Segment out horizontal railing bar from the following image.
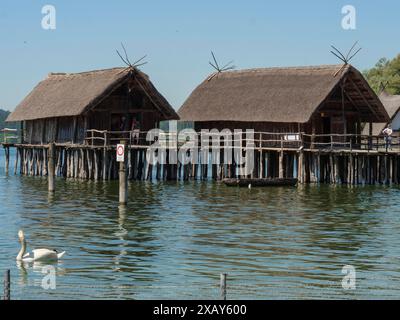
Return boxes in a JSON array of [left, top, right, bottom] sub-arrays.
[[84, 137, 105, 141], [0, 128, 18, 132], [82, 130, 400, 152], [85, 129, 396, 137]]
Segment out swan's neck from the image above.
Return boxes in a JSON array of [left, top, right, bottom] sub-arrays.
[[16, 239, 26, 261]]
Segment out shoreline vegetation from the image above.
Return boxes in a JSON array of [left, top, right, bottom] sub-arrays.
[[363, 54, 400, 94], [0, 109, 11, 129], [0, 109, 17, 131], [0, 109, 18, 144]]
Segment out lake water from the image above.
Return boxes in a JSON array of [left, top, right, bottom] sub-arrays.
[[1, 148, 400, 300]]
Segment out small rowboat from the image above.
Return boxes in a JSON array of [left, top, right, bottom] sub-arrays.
[[222, 178, 298, 187]]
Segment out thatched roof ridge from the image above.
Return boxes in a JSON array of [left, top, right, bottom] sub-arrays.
[[379, 90, 400, 119], [362, 91, 400, 136], [178, 64, 388, 123], [7, 67, 178, 122]]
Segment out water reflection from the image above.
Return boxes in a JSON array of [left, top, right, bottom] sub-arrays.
[[15, 260, 66, 288], [1, 150, 400, 299]]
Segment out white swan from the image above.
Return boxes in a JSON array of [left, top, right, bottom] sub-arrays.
[[16, 230, 66, 262]]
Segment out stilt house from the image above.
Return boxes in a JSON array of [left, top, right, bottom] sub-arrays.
[[178, 65, 389, 147], [6, 67, 178, 145]]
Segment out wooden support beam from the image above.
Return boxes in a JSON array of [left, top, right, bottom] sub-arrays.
[[298, 151, 304, 183], [3, 270, 10, 300], [348, 77, 379, 119], [279, 151, 284, 179], [220, 273, 227, 300], [341, 85, 363, 115], [48, 143, 55, 192], [4, 147, 10, 175], [41, 119, 46, 145], [20, 121, 24, 144], [72, 117, 78, 144]]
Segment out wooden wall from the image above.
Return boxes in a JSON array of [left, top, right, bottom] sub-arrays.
[[194, 121, 302, 133], [22, 81, 166, 145], [193, 121, 303, 148]]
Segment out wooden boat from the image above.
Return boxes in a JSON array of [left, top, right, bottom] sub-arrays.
[[222, 178, 298, 187]]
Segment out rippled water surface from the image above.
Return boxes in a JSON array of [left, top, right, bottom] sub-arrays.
[[1, 149, 400, 299]]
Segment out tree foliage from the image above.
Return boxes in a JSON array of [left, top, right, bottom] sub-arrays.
[[0, 109, 11, 129], [363, 54, 400, 95]]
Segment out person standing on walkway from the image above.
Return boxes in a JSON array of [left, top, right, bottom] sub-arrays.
[[382, 124, 393, 152], [131, 117, 141, 145]]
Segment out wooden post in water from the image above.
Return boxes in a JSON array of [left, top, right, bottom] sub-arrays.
[[48, 143, 55, 192], [14, 148, 19, 175], [298, 151, 305, 184], [279, 151, 284, 179], [220, 273, 227, 300], [103, 149, 108, 181], [4, 147, 10, 175], [349, 154, 354, 185], [103, 132, 108, 181], [3, 269, 10, 300], [119, 140, 128, 205]]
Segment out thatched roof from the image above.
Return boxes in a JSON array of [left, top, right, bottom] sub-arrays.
[[363, 122, 386, 136], [379, 90, 400, 119], [362, 90, 400, 135], [7, 67, 178, 122], [178, 64, 388, 123]]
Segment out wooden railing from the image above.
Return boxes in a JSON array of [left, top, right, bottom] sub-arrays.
[[1, 128, 18, 144], [84, 130, 399, 152], [85, 130, 151, 147], [302, 133, 400, 152]]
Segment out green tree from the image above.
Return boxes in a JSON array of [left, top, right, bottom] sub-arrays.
[[363, 54, 400, 95], [0, 109, 11, 129]]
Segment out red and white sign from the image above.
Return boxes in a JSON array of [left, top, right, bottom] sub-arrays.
[[116, 144, 125, 162]]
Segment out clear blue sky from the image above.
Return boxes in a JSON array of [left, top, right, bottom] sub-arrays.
[[0, 0, 399, 111]]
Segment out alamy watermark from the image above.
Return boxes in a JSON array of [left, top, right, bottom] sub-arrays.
[[341, 265, 356, 290], [41, 5, 56, 30], [41, 265, 56, 290], [37, 264, 357, 292], [341, 5, 356, 30], [145, 128, 255, 176]]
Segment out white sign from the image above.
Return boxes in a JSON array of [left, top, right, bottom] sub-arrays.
[[116, 144, 125, 162]]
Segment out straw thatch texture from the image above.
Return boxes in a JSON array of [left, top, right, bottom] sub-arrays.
[[379, 91, 400, 119], [362, 91, 400, 135], [178, 64, 388, 123], [7, 67, 177, 122]]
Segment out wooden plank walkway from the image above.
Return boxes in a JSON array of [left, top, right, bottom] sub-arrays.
[[2, 130, 400, 185]]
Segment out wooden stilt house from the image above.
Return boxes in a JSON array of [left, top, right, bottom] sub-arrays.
[[178, 65, 389, 148], [6, 67, 178, 145]]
